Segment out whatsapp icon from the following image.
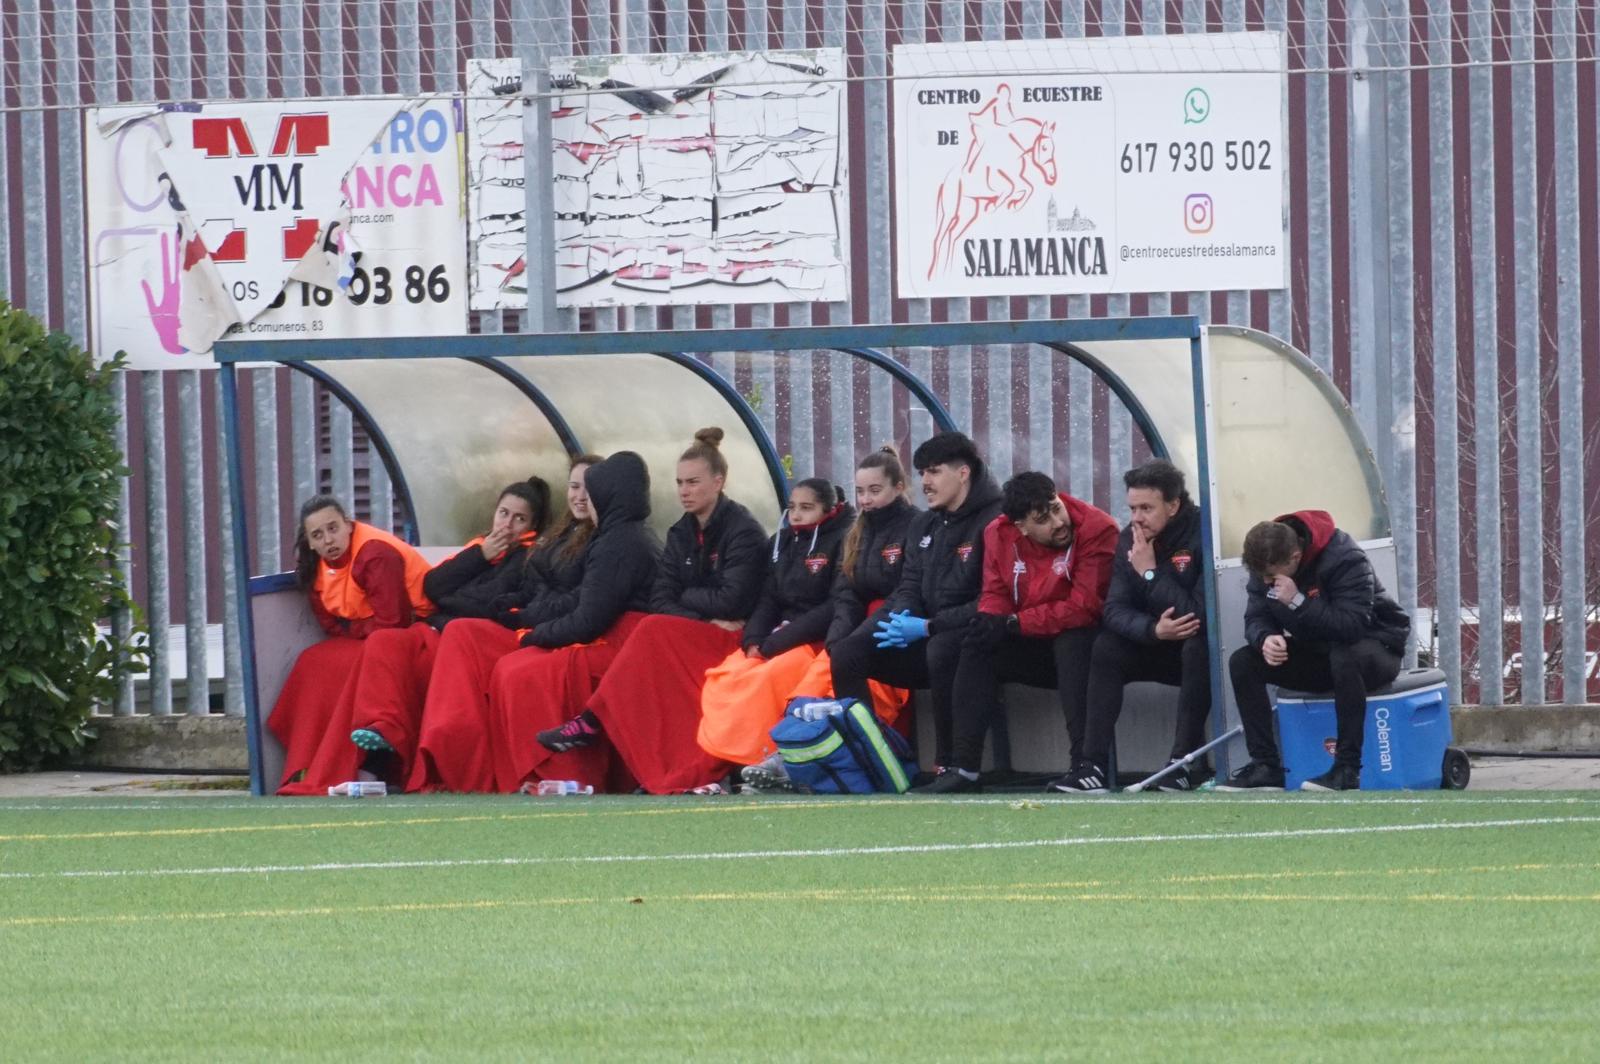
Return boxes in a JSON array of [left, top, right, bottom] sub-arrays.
[[1183, 87, 1211, 124]]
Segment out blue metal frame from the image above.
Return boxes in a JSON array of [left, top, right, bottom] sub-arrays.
[[220, 365, 268, 796], [290, 363, 422, 545], [653, 350, 792, 500], [220, 316, 1218, 796], [467, 356, 587, 458]]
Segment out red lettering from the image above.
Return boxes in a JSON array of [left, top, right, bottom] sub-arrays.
[[270, 114, 330, 157], [281, 217, 321, 261], [191, 117, 255, 158]]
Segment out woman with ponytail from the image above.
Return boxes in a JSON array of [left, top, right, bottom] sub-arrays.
[[321, 477, 554, 791], [269, 494, 434, 794], [404, 456, 600, 792], [534, 427, 768, 793], [694, 477, 854, 767]]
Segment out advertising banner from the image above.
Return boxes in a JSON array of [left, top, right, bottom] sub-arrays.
[[467, 50, 849, 310], [86, 99, 467, 369], [894, 33, 1286, 300]]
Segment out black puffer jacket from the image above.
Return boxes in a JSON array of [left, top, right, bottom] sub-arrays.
[[1244, 509, 1410, 653], [883, 476, 1003, 635], [1102, 497, 1206, 645], [827, 496, 916, 646], [743, 502, 856, 658], [650, 495, 768, 622], [421, 533, 538, 630], [496, 520, 590, 629], [522, 452, 661, 649]]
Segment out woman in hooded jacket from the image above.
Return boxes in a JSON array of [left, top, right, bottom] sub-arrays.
[[484, 450, 663, 793], [693, 478, 854, 768], [269, 494, 434, 794], [534, 427, 768, 794], [404, 456, 600, 792]]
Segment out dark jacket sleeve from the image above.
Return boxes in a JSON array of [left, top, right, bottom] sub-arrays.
[[1146, 563, 1204, 624], [345, 541, 414, 639], [649, 534, 699, 619], [884, 518, 931, 617], [1243, 578, 1279, 648], [1282, 552, 1378, 645], [928, 595, 978, 635], [525, 531, 657, 648], [742, 539, 785, 649], [760, 596, 833, 658], [678, 524, 768, 621], [826, 566, 866, 647], [1102, 544, 1158, 644], [422, 545, 490, 606]]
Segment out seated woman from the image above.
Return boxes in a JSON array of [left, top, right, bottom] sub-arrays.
[[694, 478, 853, 768], [405, 456, 599, 793], [269, 495, 433, 794], [484, 450, 663, 793], [743, 445, 918, 790], [341, 478, 552, 786], [535, 427, 767, 793]]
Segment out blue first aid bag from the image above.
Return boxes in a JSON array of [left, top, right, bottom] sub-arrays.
[[769, 698, 916, 794]]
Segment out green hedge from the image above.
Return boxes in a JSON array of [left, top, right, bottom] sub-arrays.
[[0, 301, 142, 772]]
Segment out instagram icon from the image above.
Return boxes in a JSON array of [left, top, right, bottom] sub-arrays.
[[1184, 193, 1214, 234]]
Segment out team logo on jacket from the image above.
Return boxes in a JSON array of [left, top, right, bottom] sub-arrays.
[[956, 542, 975, 562], [881, 544, 903, 565], [1307, 587, 1321, 598], [709, 551, 721, 567], [805, 553, 831, 574], [1051, 553, 1071, 576], [919, 534, 933, 549], [1170, 550, 1192, 574], [1323, 738, 1338, 756]]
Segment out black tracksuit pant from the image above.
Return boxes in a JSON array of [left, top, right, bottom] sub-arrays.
[[1228, 638, 1402, 769], [831, 627, 964, 765], [949, 626, 1097, 772], [1082, 631, 1212, 769]]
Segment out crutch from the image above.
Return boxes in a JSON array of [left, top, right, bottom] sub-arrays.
[[1123, 725, 1244, 793]]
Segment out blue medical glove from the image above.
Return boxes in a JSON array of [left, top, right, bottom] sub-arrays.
[[874, 612, 908, 648], [895, 612, 930, 644]]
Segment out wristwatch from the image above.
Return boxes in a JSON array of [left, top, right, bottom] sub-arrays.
[[1142, 568, 1156, 582]]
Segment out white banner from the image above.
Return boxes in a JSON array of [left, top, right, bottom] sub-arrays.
[[894, 33, 1286, 300], [467, 50, 850, 310], [86, 99, 467, 369]]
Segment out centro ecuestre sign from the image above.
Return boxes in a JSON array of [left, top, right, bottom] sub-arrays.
[[892, 32, 1287, 299]]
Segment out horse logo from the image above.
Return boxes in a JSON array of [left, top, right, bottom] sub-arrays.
[[928, 85, 1059, 279]]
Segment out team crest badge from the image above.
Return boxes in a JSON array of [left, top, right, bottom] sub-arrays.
[[1307, 587, 1321, 598], [1323, 739, 1338, 756], [709, 551, 720, 567], [1170, 550, 1192, 574], [956, 542, 975, 562], [881, 544, 903, 565], [1051, 553, 1071, 576], [805, 554, 830, 575]]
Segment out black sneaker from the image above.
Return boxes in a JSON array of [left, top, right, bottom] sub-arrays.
[[911, 767, 982, 794], [537, 713, 600, 752], [1214, 761, 1286, 791], [1046, 761, 1111, 795], [1301, 763, 1361, 791], [1151, 760, 1196, 792]]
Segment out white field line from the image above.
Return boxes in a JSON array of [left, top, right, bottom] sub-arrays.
[[2, 795, 1598, 814], [1, 815, 1597, 883]]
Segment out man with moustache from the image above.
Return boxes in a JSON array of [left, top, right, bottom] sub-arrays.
[[1051, 459, 1212, 794], [915, 471, 1118, 793], [829, 432, 1003, 778]]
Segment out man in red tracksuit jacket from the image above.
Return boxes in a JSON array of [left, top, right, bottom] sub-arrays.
[[914, 471, 1117, 793]]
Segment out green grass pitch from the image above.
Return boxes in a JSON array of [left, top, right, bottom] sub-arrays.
[[2, 792, 1598, 1061]]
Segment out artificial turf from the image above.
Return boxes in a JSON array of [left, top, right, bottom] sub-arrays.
[[2, 792, 1597, 1062]]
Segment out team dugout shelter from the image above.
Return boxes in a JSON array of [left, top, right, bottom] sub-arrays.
[[216, 318, 1395, 796]]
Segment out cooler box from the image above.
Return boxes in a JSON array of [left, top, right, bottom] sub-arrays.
[[1275, 668, 1452, 790]]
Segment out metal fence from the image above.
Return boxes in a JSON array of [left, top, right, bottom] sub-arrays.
[[1, 0, 1595, 713]]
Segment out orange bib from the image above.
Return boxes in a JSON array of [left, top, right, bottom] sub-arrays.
[[313, 522, 435, 621]]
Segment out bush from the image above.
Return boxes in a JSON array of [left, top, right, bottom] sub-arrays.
[[0, 301, 142, 772]]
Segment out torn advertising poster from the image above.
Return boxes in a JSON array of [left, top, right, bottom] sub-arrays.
[[85, 99, 467, 370], [466, 50, 849, 310]]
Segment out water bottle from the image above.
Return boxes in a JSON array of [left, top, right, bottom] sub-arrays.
[[534, 780, 594, 796], [327, 780, 388, 797]]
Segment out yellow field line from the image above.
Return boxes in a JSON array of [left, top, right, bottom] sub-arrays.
[[5, 883, 1599, 930], [0, 798, 900, 843]]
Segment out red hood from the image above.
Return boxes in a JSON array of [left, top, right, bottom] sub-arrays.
[[1275, 509, 1336, 567]]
